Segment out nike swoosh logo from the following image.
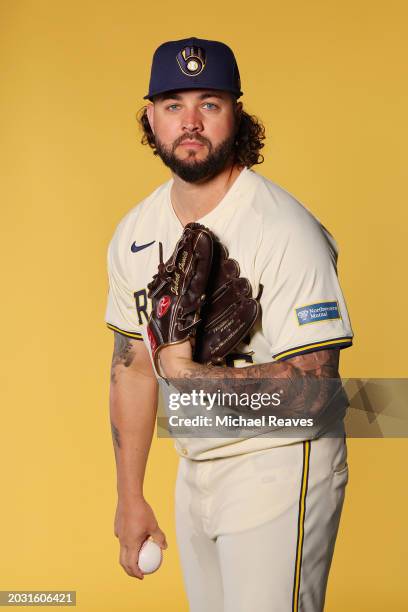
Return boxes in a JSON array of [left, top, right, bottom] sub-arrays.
[[130, 240, 155, 253]]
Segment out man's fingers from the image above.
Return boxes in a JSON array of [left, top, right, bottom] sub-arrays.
[[119, 547, 136, 578], [150, 528, 168, 550], [119, 546, 144, 580], [126, 546, 145, 579]]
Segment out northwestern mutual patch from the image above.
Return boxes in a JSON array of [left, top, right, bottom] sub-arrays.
[[295, 301, 340, 325]]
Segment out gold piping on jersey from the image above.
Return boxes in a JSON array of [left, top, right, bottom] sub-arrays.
[[292, 440, 311, 612], [274, 337, 353, 361], [106, 323, 143, 340]]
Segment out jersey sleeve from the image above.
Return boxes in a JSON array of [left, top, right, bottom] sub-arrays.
[[104, 225, 143, 341], [258, 214, 353, 361]]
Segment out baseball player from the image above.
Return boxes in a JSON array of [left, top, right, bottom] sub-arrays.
[[106, 37, 354, 611]]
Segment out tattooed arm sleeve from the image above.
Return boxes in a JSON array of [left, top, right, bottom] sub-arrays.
[[109, 332, 158, 500], [166, 348, 346, 421]]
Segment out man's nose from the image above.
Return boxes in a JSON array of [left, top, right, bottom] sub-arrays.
[[182, 108, 203, 132]]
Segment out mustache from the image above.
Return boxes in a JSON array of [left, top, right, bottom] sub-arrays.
[[172, 134, 211, 150]]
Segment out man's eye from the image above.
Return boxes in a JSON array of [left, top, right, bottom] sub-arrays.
[[166, 104, 180, 111], [203, 102, 218, 110]]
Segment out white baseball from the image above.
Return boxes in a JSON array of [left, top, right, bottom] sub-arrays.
[[138, 539, 163, 574]]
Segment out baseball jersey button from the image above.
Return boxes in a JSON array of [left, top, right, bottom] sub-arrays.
[[181, 448, 188, 456]]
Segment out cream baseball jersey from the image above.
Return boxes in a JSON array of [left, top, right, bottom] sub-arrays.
[[105, 167, 353, 459]]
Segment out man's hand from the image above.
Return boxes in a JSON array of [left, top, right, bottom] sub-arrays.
[[114, 497, 168, 580]]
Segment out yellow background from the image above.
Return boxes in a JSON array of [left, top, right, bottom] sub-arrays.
[[1, 0, 407, 609]]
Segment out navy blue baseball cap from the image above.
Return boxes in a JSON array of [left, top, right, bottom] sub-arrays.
[[144, 37, 243, 100]]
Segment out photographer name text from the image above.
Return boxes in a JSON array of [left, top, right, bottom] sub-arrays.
[[168, 415, 314, 428]]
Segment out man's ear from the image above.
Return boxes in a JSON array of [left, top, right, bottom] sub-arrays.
[[234, 100, 243, 137], [235, 100, 243, 121], [146, 103, 155, 133]]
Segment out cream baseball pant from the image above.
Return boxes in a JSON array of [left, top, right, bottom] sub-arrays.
[[175, 434, 349, 612]]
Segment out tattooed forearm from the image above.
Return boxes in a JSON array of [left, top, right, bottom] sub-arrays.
[[178, 350, 339, 381], [110, 332, 136, 383], [111, 421, 121, 449], [168, 349, 343, 419]]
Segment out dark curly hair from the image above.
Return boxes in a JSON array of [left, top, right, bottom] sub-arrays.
[[136, 100, 266, 168]]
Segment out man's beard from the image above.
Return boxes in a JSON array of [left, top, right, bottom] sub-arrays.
[[154, 133, 236, 183]]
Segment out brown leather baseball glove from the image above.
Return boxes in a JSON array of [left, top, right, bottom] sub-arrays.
[[147, 222, 214, 377], [193, 234, 262, 365], [147, 222, 261, 377]]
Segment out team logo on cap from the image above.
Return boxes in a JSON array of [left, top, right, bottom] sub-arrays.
[[176, 46, 206, 76]]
